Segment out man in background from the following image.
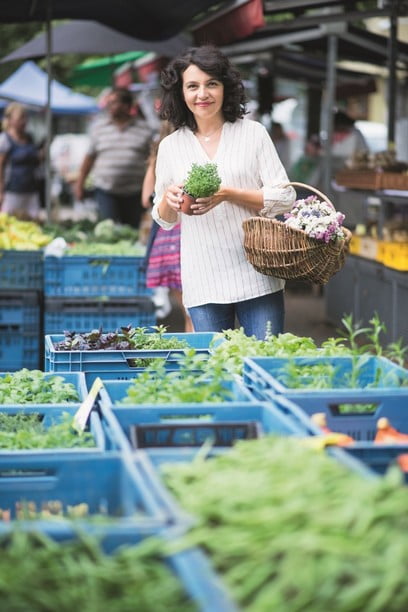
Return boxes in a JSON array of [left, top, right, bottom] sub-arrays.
[[75, 87, 154, 227]]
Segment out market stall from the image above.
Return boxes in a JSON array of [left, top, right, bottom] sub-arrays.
[[326, 162, 408, 343]]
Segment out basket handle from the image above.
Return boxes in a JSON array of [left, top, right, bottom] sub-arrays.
[[284, 181, 335, 209]]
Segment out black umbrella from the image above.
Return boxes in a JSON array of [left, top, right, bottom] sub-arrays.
[[0, 0, 228, 40], [0, 20, 191, 63]]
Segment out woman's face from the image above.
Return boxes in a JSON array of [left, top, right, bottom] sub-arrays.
[[9, 109, 27, 131], [182, 64, 224, 123]]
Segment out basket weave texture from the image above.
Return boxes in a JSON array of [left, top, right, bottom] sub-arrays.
[[242, 182, 352, 285]]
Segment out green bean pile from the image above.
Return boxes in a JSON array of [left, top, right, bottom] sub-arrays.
[[0, 531, 195, 611], [163, 437, 408, 611]]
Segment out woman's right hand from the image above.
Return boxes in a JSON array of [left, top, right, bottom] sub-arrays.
[[164, 184, 184, 212]]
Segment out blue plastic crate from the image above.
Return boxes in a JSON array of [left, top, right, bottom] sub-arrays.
[[0, 523, 236, 611], [98, 394, 318, 455], [97, 377, 258, 451], [98, 376, 255, 409], [0, 453, 170, 523], [0, 371, 88, 408], [0, 329, 40, 370], [274, 391, 408, 442], [44, 255, 152, 297], [0, 291, 41, 332], [243, 355, 408, 399], [118, 398, 319, 530], [269, 391, 408, 482], [44, 297, 156, 334], [44, 332, 215, 382], [0, 250, 43, 291], [343, 444, 408, 481], [0, 406, 106, 454], [120, 401, 316, 450]]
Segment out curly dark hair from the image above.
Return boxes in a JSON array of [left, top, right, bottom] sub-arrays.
[[159, 45, 247, 131]]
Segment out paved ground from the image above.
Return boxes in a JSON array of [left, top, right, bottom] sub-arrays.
[[158, 280, 338, 345], [284, 281, 339, 345]]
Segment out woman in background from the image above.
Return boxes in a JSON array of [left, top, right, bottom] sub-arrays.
[[142, 120, 193, 332], [0, 103, 43, 219]]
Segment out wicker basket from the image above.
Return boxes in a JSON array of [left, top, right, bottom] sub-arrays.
[[243, 182, 352, 285]]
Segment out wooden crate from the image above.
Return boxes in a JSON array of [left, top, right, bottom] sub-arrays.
[[335, 169, 382, 191], [380, 172, 408, 191]]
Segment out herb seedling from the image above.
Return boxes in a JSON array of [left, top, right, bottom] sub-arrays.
[[183, 163, 221, 198], [0, 413, 94, 450], [120, 350, 234, 405], [0, 370, 79, 405]]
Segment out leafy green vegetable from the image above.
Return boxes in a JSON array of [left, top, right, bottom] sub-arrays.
[[208, 314, 408, 377], [208, 329, 344, 376], [121, 351, 233, 405], [54, 325, 189, 355], [0, 370, 80, 404], [0, 412, 95, 450], [92, 219, 139, 243], [163, 436, 408, 610], [276, 353, 405, 391], [67, 239, 145, 256], [43, 218, 140, 245]]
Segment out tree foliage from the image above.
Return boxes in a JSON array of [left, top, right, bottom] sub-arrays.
[[0, 22, 86, 88]]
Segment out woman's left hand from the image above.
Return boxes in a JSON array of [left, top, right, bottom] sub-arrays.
[[191, 189, 224, 215]]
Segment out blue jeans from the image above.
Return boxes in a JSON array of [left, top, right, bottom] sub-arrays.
[[188, 291, 284, 340]]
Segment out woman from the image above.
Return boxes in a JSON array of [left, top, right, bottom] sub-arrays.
[[142, 120, 193, 332], [0, 103, 43, 219], [152, 45, 296, 339]]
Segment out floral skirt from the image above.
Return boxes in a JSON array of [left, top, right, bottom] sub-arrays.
[[146, 224, 182, 290]]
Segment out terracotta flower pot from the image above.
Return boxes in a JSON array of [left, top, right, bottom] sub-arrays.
[[181, 192, 196, 215]]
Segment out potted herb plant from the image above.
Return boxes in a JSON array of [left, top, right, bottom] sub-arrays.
[[182, 162, 221, 215]]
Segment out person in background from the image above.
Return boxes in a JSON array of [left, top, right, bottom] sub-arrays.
[[142, 120, 193, 332], [331, 110, 368, 174], [271, 121, 290, 170], [0, 103, 44, 220], [152, 45, 296, 339], [75, 87, 154, 227], [289, 134, 323, 195]]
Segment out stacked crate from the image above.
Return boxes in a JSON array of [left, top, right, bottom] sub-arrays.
[[0, 364, 235, 611], [43, 254, 156, 335], [242, 354, 408, 478], [0, 250, 43, 370]]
